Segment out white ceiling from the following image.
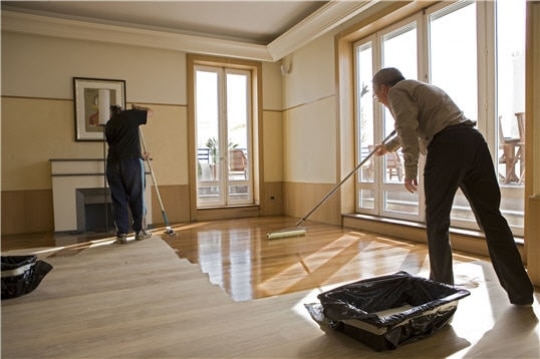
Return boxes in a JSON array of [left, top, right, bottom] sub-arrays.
[[2, 1, 328, 44], [1, 1, 380, 61]]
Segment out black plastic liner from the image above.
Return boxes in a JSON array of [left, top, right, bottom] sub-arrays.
[[1, 255, 53, 299], [305, 271, 470, 351]]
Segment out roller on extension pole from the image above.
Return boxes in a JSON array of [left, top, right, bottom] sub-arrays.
[[266, 130, 397, 240], [139, 128, 176, 237]]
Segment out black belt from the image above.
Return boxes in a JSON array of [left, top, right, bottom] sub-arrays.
[[433, 122, 475, 139]]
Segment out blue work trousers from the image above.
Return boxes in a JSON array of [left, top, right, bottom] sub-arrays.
[[106, 158, 146, 235]]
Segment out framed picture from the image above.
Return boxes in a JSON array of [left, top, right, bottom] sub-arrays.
[[73, 77, 126, 141]]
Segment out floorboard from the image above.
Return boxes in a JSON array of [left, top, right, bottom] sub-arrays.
[[1, 218, 539, 358]]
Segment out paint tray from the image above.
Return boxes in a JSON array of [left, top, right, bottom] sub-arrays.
[[1, 255, 53, 299], [305, 271, 470, 351]]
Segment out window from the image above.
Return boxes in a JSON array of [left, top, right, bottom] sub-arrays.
[[428, 2, 478, 229], [355, 40, 375, 211], [381, 21, 419, 219], [495, 0, 526, 233], [193, 63, 255, 209], [353, 0, 526, 236], [355, 17, 421, 221]]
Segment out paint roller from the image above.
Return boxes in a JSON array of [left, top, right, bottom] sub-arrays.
[[266, 130, 397, 240]]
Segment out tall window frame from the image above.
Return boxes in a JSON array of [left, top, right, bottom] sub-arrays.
[[194, 65, 254, 208], [187, 54, 262, 221], [354, 14, 424, 223], [352, 0, 526, 237]]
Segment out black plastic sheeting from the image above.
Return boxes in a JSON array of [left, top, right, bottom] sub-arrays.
[[305, 271, 470, 351], [1, 255, 53, 300]]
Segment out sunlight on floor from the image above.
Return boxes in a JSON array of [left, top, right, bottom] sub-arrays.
[[292, 260, 539, 357]]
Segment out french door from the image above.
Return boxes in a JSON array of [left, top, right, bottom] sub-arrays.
[[353, 0, 526, 236], [355, 16, 421, 222], [194, 65, 253, 208]]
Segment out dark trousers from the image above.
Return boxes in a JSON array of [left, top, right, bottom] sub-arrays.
[[106, 158, 146, 235], [424, 124, 533, 304]]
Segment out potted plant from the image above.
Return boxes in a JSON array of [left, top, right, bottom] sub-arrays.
[[205, 138, 239, 179]]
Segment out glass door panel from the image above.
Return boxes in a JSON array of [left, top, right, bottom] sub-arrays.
[[381, 21, 419, 219], [355, 40, 375, 211], [495, 0, 525, 233], [195, 68, 223, 207], [195, 67, 253, 208], [429, 2, 478, 229], [226, 71, 252, 205]]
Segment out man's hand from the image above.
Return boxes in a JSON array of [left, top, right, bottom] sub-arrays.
[[374, 144, 388, 156], [132, 104, 154, 117], [404, 177, 418, 193]]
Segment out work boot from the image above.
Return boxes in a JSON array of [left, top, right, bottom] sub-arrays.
[[135, 230, 151, 241], [116, 233, 128, 244]]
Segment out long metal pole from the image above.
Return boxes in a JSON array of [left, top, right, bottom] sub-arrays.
[[295, 130, 396, 227], [139, 128, 176, 236]]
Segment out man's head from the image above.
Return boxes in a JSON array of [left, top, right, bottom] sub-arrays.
[[110, 105, 123, 116], [372, 68, 405, 107]]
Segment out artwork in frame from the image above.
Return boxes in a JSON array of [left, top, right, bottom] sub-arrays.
[[73, 77, 126, 141]]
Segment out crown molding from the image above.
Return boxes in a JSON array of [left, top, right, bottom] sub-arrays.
[[2, 2, 380, 62], [268, 0, 379, 61], [1, 10, 272, 61]]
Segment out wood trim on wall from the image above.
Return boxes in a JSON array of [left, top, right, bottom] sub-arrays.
[[524, 1, 540, 286], [342, 214, 527, 262], [1, 189, 54, 235], [260, 181, 283, 216], [150, 184, 190, 226], [283, 182, 341, 226]]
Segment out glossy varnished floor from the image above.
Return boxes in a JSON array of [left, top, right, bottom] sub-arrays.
[[2, 217, 539, 358], [163, 217, 452, 301], [2, 217, 440, 302], [0, 216, 471, 302]]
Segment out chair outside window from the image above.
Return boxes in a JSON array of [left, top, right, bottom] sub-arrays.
[[365, 145, 404, 181], [512, 112, 525, 184], [228, 148, 248, 179], [498, 116, 521, 184], [386, 150, 404, 181]]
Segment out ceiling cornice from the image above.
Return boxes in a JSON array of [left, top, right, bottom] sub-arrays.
[[1, 9, 272, 61], [268, 0, 378, 60], [1, 1, 379, 62]]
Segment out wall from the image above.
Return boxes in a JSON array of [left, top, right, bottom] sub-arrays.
[[281, 32, 341, 225], [1, 31, 284, 234], [524, 1, 540, 285]]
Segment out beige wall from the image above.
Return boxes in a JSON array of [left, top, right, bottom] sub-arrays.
[[1, 33, 187, 104], [280, 32, 340, 224], [1, 31, 285, 233], [1, 98, 187, 190]]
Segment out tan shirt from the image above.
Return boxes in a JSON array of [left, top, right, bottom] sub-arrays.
[[384, 79, 475, 180]]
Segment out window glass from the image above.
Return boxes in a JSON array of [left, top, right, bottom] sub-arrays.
[[355, 42, 375, 210], [495, 0, 526, 232], [382, 22, 419, 217], [430, 3, 478, 121], [195, 67, 253, 207], [429, 3, 478, 226]]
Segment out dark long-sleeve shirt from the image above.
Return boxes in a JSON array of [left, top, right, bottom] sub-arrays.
[[105, 109, 148, 163]]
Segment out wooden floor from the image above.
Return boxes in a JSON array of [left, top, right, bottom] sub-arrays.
[[2, 217, 539, 358]]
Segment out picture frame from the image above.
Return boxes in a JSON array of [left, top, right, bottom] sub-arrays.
[[73, 77, 126, 141]]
